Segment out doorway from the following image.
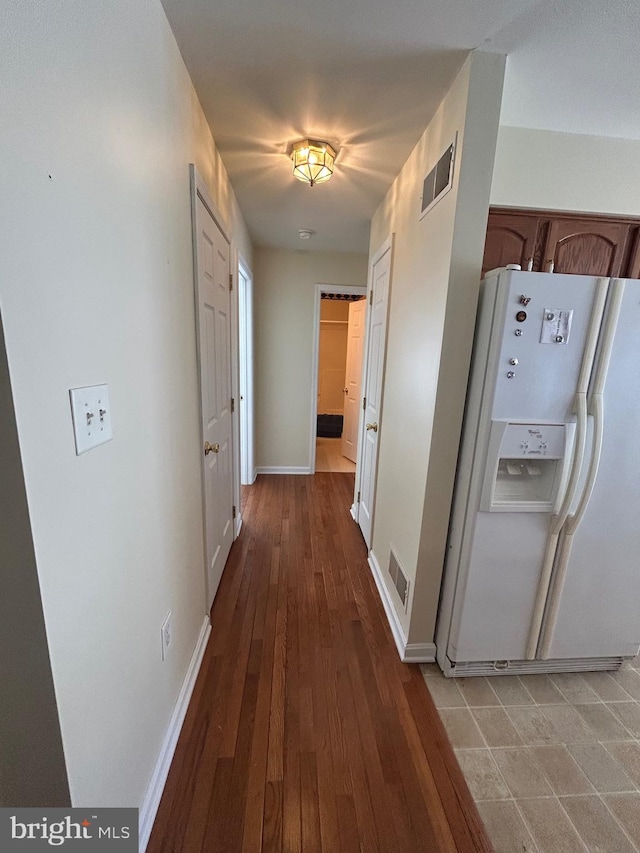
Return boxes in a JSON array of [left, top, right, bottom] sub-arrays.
[[310, 284, 366, 473], [237, 258, 255, 486]]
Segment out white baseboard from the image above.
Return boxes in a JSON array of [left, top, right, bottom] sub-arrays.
[[139, 615, 211, 851], [235, 515, 243, 538], [367, 552, 436, 664], [251, 467, 258, 484], [403, 643, 437, 663], [255, 466, 312, 475]]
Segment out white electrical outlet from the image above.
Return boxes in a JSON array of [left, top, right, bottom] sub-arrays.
[[161, 611, 172, 661], [69, 384, 113, 454]]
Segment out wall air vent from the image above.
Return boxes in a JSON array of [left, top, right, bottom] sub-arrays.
[[419, 134, 457, 220], [388, 547, 410, 611]]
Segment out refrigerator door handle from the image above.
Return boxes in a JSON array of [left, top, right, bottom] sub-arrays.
[[552, 394, 588, 535], [567, 396, 604, 536], [537, 401, 602, 658], [538, 279, 625, 660], [525, 277, 609, 661], [590, 279, 626, 398], [550, 275, 609, 533], [525, 393, 587, 659], [565, 279, 625, 538]]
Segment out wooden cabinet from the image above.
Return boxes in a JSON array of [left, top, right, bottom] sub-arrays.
[[482, 213, 539, 276], [484, 209, 640, 279], [544, 218, 630, 277], [626, 230, 640, 278]]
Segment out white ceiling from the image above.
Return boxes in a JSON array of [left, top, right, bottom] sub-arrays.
[[161, 0, 640, 254], [491, 0, 640, 140]]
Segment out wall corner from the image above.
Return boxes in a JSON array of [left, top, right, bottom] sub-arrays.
[[407, 49, 506, 648]]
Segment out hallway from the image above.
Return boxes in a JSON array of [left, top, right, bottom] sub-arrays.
[[148, 473, 490, 852]]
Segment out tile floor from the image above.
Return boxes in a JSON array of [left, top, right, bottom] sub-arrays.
[[315, 437, 356, 473], [421, 658, 640, 852]]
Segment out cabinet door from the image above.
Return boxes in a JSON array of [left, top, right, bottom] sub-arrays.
[[544, 219, 630, 276], [625, 229, 640, 278], [482, 213, 539, 276]]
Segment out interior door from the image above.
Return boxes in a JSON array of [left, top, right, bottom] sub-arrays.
[[194, 195, 234, 610], [357, 242, 392, 548], [342, 299, 366, 462], [318, 321, 349, 414]]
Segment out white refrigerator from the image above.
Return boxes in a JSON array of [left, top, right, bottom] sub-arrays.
[[436, 267, 640, 677]]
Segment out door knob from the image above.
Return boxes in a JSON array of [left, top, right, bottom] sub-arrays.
[[366, 422, 378, 432], [204, 441, 220, 455]]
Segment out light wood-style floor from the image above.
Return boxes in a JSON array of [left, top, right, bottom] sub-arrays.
[[148, 474, 491, 852], [315, 437, 356, 473]]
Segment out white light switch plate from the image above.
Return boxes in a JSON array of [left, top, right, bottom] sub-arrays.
[[69, 384, 113, 455]]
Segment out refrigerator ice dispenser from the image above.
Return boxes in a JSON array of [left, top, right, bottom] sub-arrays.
[[480, 421, 571, 512]]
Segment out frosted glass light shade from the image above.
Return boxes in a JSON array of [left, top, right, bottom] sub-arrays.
[[290, 139, 336, 186]]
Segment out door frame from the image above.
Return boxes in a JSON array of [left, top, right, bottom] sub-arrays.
[[189, 165, 240, 608], [352, 234, 394, 535], [237, 254, 255, 485], [310, 282, 367, 473]]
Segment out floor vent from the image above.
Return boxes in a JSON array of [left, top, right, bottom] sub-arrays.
[[447, 656, 624, 677], [389, 548, 409, 611]]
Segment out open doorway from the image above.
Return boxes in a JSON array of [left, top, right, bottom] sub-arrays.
[[310, 284, 367, 473], [238, 258, 255, 486]]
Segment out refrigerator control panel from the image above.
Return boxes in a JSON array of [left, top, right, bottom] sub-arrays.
[[499, 423, 566, 458]]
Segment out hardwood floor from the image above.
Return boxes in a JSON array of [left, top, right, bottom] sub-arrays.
[[315, 437, 356, 473], [148, 474, 492, 852]]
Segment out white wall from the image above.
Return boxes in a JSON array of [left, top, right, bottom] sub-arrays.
[[368, 51, 505, 649], [254, 248, 367, 470], [491, 126, 640, 214], [0, 0, 251, 810]]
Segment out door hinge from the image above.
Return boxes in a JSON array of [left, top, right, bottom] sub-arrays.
[[229, 273, 233, 291], [232, 505, 236, 519], [369, 290, 373, 305], [362, 396, 367, 410], [231, 397, 235, 413], [357, 491, 361, 503]]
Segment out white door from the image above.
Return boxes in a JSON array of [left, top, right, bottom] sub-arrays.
[[342, 299, 366, 462], [357, 240, 392, 548], [318, 322, 349, 414], [194, 195, 234, 609]]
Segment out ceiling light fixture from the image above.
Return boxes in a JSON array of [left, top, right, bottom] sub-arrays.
[[290, 139, 336, 187], [298, 229, 315, 240]]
